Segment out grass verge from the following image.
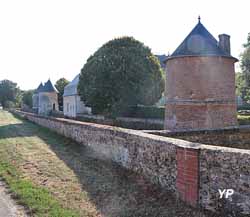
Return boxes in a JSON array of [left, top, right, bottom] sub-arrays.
[[0, 161, 79, 217]]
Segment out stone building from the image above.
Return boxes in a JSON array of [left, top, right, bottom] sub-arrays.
[[164, 18, 238, 130], [33, 79, 59, 115], [63, 74, 91, 117]]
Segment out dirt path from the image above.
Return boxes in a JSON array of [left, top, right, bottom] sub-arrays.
[[0, 180, 27, 217]]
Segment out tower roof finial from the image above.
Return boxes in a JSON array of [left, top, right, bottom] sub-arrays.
[[198, 15, 201, 23]]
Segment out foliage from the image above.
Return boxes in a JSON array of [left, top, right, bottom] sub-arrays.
[[239, 33, 250, 102], [0, 80, 21, 108], [236, 73, 244, 96], [78, 36, 165, 115], [243, 33, 250, 48], [4, 100, 16, 108], [22, 89, 34, 108], [55, 78, 69, 110], [238, 114, 250, 125], [237, 104, 250, 111], [122, 105, 165, 119]]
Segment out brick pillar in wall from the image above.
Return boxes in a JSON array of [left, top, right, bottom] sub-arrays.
[[176, 147, 199, 207]]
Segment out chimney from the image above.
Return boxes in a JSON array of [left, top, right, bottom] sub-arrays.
[[218, 34, 231, 55]]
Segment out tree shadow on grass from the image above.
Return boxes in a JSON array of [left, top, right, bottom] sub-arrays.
[[0, 123, 36, 139], [1, 115, 220, 217]]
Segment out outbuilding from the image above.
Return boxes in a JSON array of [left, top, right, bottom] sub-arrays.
[[63, 74, 91, 117]]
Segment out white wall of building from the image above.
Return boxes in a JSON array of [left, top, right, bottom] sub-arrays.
[[64, 95, 91, 117]]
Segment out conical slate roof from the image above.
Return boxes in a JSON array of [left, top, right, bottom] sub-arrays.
[[34, 82, 44, 94], [169, 19, 237, 60], [41, 79, 58, 93], [63, 74, 79, 97]]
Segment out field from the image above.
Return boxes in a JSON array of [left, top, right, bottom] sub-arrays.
[[0, 110, 215, 217]]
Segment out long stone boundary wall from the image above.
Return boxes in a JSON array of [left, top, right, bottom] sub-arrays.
[[12, 110, 250, 215]]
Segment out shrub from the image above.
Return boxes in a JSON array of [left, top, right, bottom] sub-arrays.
[[121, 105, 165, 119]]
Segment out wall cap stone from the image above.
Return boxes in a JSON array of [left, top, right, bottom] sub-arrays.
[[13, 110, 250, 155]]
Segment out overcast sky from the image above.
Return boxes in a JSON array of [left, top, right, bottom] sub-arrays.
[[0, 0, 249, 90]]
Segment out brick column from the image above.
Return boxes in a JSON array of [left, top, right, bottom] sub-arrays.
[[176, 147, 199, 207]]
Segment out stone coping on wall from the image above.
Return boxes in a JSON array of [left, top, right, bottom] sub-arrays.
[[76, 114, 164, 130], [144, 124, 250, 136], [15, 110, 250, 154], [145, 127, 250, 154], [14, 110, 197, 148]]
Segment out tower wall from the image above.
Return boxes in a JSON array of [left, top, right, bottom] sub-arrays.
[[38, 92, 58, 115], [165, 56, 237, 130]]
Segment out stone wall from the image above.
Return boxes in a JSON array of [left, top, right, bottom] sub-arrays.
[[13, 110, 250, 215], [147, 128, 250, 214], [14, 110, 177, 192], [200, 147, 250, 214]]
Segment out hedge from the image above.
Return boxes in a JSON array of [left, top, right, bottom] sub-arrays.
[[121, 105, 165, 119], [237, 104, 250, 110]]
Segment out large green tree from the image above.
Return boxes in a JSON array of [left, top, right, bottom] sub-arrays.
[[22, 89, 34, 108], [55, 78, 69, 110], [78, 36, 165, 115], [0, 80, 21, 108]]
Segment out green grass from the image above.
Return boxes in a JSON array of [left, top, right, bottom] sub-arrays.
[[238, 114, 250, 125], [0, 161, 79, 217]]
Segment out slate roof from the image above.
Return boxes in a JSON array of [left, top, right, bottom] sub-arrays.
[[63, 74, 80, 97], [34, 82, 44, 94], [41, 80, 58, 93], [169, 20, 237, 61]]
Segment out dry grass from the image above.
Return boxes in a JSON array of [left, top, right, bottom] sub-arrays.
[[0, 110, 216, 217]]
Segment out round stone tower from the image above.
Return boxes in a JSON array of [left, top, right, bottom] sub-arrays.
[[38, 79, 59, 115], [165, 18, 238, 130]]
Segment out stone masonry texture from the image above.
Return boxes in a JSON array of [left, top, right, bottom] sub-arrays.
[[200, 148, 250, 214], [13, 110, 250, 214], [14, 110, 178, 192]]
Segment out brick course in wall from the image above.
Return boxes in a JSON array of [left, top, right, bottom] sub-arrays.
[[176, 148, 199, 207]]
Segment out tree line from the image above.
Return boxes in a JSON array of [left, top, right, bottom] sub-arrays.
[[0, 78, 69, 110]]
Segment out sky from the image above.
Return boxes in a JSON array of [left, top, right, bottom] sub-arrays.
[[0, 0, 249, 90]]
